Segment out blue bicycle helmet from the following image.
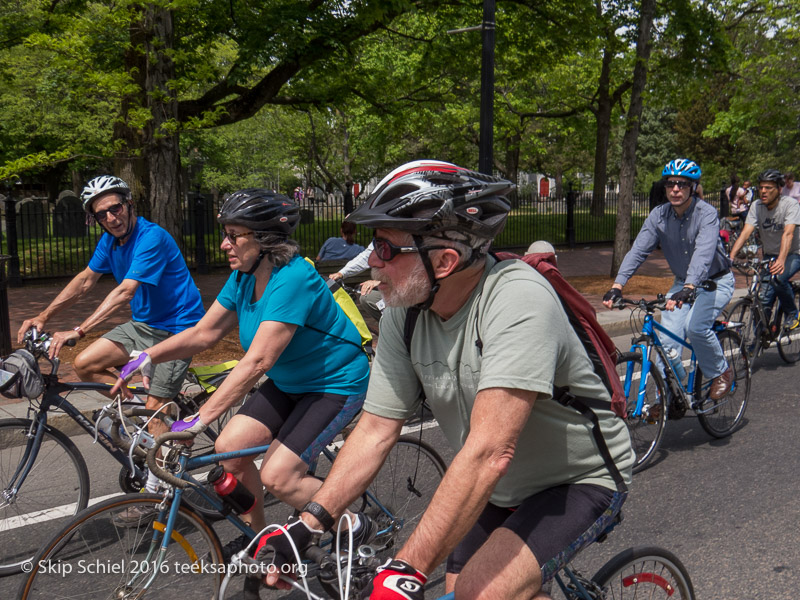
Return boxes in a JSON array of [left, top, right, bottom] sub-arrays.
[[662, 159, 702, 181]]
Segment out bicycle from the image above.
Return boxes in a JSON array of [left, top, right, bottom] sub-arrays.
[[0, 328, 241, 576], [613, 293, 751, 473], [214, 511, 694, 600], [725, 258, 800, 365], [18, 414, 446, 599]]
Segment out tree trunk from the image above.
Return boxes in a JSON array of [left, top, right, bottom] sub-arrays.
[[143, 6, 181, 241], [114, 9, 148, 214], [611, 0, 657, 276], [590, 46, 613, 218]]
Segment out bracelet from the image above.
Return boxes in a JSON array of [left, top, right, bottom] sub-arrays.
[[73, 326, 86, 339], [302, 501, 335, 531]]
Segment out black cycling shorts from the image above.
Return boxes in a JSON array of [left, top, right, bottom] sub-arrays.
[[447, 483, 626, 583], [237, 379, 364, 465]]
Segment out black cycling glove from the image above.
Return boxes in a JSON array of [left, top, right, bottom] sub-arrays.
[[670, 286, 696, 306], [603, 288, 622, 304]]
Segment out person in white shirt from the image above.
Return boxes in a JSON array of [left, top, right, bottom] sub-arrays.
[[329, 242, 383, 322]]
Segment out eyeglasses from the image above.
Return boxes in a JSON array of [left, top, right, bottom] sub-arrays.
[[222, 229, 255, 243], [94, 202, 125, 222], [372, 237, 451, 261], [664, 180, 693, 190]]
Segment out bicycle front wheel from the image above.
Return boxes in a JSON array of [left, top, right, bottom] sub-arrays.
[[726, 298, 762, 362], [592, 545, 695, 599], [615, 352, 667, 474], [0, 418, 90, 576], [19, 494, 224, 599], [694, 330, 750, 438], [364, 436, 446, 553], [777, 284, 800, 363]]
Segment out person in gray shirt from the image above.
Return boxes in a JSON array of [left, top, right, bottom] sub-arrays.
[[603, 158, 735, 400], [729, 169, 800, 330]]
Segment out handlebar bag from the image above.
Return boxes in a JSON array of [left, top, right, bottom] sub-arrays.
[[0, 349, 44, 399]]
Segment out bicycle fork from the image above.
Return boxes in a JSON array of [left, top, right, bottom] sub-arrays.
[[1, 414, 48, 507]]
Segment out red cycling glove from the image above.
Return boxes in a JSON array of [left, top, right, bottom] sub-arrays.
[[361, 558, 427, 600]]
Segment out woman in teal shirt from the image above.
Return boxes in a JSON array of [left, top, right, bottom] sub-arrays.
[[115, 189, 370, 557]]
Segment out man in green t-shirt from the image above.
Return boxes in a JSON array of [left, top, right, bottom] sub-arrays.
[[254, 161, 634, 600]]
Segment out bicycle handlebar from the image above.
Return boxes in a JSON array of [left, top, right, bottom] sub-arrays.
[[145, 429, 195, 489]]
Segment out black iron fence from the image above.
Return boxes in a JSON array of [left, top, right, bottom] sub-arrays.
[[0, 189, 670, 283]]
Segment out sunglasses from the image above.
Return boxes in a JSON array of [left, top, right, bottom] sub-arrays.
[[372, 237, 450, 261], [664, 180, 693, 190], [94, 202, 126, 222], [222, 229, 255, 243]]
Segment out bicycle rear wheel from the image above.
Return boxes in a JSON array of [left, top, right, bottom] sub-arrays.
[[592, 545, 695, 599], [18, 494, 224, 599], [615, 352, 667, 474], [726, 298, 762, 362], [694, 330, 750, 438], [362, 436, 446, 553], [777, 284, 800, 363], [0, 418, 90, 576]]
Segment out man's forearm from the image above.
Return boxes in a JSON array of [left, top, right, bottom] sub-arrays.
[[78, 283, 136, 333]]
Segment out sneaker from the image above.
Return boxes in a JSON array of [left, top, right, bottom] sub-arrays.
[[221, 533, 252, 563], [335, 512, 378, 551], [787, 315, 800, 331], [111, 504, 159, 528]]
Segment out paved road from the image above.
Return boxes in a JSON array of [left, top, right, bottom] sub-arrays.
[[3, 350, 799, 598]]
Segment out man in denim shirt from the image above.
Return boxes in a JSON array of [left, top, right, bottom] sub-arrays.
[[603, 158, 735, 400]]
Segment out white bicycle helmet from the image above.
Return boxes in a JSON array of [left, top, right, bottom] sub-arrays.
[[80, 176, 131, 212]]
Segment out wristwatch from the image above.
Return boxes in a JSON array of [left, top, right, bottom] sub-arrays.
[[302, 501, 335, 531]]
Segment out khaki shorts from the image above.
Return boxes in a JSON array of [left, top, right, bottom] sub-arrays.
[[103, 320, 191, 399]]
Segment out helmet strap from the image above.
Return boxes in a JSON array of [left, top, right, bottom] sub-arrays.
[[103, 201, 135, 247], [411, 234, 482, 311], [412, 235, 440, 311], [236, 250, 265, 282]]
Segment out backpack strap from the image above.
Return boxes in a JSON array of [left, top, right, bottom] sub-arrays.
[[553, 386, 628, 494], [403, 306, 422, 354]]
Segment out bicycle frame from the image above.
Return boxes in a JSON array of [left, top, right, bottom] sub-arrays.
[[6, 382, 150, 502], [623, 313, 734, 418], [126, 439, 408, 594], [623, 314, 699, 414]]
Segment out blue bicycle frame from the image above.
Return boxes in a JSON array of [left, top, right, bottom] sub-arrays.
[[622, 313, 728, 417]]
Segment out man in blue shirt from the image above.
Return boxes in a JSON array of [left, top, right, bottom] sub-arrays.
[[603, 158, 735, 400], [17, 176, 205, 508]]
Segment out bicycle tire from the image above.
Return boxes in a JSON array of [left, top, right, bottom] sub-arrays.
[[726, 298, 763, 363], [615, 352, 667, 474], [362, 436, 446, 554], [0, 417, 90, 576], [776, 285, 800, 363], [694, 329, 750, 438], [18, 494, 224, 599], [591, 545, 695, 599]]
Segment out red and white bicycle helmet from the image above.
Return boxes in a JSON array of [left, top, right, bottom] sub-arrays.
[[348, 160, 514, 241]]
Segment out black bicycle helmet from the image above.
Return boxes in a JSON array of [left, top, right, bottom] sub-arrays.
[[217, 188, 300, 235], [347, 160, 514, 241], [758, 169, 784, 189]]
